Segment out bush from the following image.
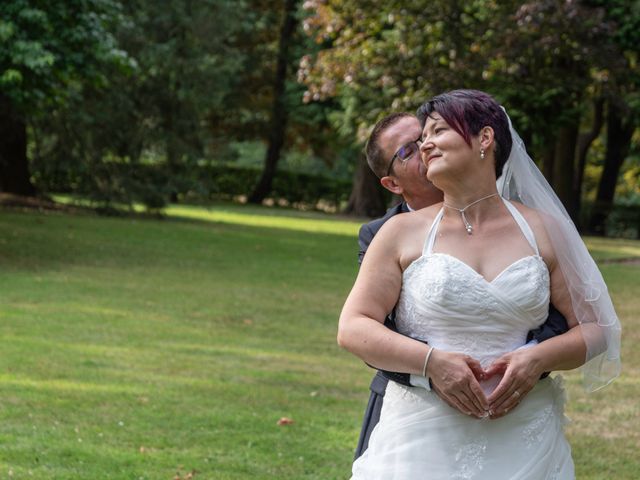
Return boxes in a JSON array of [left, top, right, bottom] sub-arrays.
[[35, 161, 352, 212], [192, 164, 352, 209], [580, 201, 640, 239]]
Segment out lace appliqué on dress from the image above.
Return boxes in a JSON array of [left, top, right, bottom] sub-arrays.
[[523, 405, 554, 449], [383, 381, 436, 408], [522, 376, 569, 447], [452, 436, 488, 480], [549, 462, 564, 480]]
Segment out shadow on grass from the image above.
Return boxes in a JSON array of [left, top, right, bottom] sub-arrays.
[[0, 205, 360, 273]]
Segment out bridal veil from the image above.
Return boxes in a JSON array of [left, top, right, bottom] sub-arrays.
[[497, 111, 622, 391]]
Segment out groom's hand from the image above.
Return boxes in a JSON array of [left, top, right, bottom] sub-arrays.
[[428, 349, 488, 418], [485, 348, 544, 419]]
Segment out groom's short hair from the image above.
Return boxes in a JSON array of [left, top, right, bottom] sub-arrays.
[[416, 90, 512, 179], [365, 112, 414, 178]]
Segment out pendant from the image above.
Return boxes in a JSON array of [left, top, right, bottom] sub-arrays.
[[466, 225, 473, 235]]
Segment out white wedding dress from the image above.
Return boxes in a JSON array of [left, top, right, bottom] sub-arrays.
[[352, 200, 574, 479]]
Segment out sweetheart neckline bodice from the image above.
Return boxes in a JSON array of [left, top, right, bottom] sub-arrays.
[[403, 252, 546, 285], [395, 249, 551, 371]]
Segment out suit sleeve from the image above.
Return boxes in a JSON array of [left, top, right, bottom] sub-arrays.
[[526, 303, 569, 379], [357, 223, 374, 265], [526, 303, 569, 343]]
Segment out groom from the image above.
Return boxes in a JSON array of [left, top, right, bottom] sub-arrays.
[[354, 112, 569, 458]]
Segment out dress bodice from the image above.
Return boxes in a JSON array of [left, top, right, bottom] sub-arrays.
[[352, 200, 574, 480], [395, 199, 550, 370]]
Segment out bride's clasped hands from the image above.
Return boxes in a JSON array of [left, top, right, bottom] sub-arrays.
[[427, 346, 545, 419], [484, 347, 547, 418]]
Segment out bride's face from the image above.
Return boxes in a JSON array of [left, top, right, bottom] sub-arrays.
[[419, 113, 477, 183]]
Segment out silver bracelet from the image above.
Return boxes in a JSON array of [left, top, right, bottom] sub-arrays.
[[422, 346, 434, 378]]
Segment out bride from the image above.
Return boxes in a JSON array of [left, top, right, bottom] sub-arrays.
[[338, 90, 621, 479]]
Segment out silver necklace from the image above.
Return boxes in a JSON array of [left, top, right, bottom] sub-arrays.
[[443, 193, 499, 235]]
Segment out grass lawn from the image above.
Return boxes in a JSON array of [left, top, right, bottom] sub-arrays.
[[0, 202, 638, 479]]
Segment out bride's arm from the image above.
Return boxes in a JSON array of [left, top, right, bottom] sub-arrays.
[[339, 215, 489, 418], [338, 217, 429, 374], [520, 257, 586, 370]]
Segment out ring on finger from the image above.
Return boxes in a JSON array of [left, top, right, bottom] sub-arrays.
[[513, 390, 521, 398]]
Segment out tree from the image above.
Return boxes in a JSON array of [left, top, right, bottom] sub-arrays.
[[0, 0, 130, 196], [121, 0, 245, 196], [27, 0, 247, 208], [346, 151, 387, 216], [485, 1, 624, 222], [586, 0, 640, 234], [248, 0, 300, 203], [573, 96, 605, 218], [299, 0, 492, 215], [208, 0, 342, 206], [589, 99, 635, 233], [298, 0, 628, 220]]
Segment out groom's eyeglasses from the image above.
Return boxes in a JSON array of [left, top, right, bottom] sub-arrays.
[[386, 137, 422, 177]]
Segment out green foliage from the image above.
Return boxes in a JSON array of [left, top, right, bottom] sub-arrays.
[[185, 162, 354, 211], [580, 202, 640, 239], [587, 0, 640, 51], [0, 0, 131, 114], [116, 0, 246, 162], [26, 0, 250, 208], [214, 1, 343, 164], [5, 0, 637, 217], [21, 0, 347, 211], [299, 0, 640, 220], [300, 0, 502, 139], [299, 0, 617, 144], [34, 161, 351, 211], [617, 154, 640, 204]]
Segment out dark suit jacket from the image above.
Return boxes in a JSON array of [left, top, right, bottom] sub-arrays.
[[358, 202, 410, 264], [353, 202, 569, 459]]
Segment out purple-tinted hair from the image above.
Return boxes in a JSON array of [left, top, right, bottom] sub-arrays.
[[416, 90, 512, 178]]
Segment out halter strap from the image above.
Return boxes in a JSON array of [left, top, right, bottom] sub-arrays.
[[422, 208, 445, 256], [421, 199, 539, 256], [501, 199, 539, 255]]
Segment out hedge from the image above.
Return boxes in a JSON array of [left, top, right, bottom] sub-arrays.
[[35, 162, 352, 211]]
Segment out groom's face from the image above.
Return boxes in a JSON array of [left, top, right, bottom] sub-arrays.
[[380, 116, 443, 209]]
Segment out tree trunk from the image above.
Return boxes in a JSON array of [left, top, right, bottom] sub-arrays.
[[248, 0, 298, 204], [0, 94, 36, 196], [572, 97, 605, 228], [344, 152, 387, 217], [588, 100, 634, 235], [541, 145, 555, 186], [552, 123, 579, 220]]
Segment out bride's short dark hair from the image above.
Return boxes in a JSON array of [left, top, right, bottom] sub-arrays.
[[416, 90, 512, 179]]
